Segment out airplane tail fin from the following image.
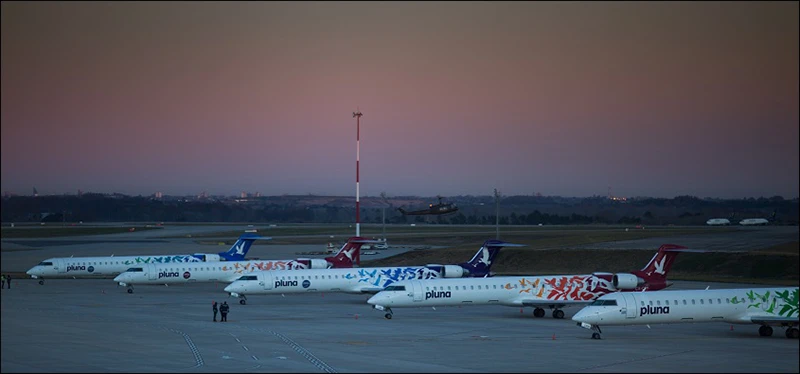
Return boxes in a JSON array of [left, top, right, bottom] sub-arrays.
[[397, 207, 407, 215], [325, 237, 382, 268], [459, 239, 525, 277], [218, 233, 268, 261], [631, 244, 706, 288]]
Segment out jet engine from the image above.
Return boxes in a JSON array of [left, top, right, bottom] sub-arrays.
[[425, 264, 468, 278], [612, 273, 646, 290], [194, 254, 221, 262], [296, 258, 331, 269]]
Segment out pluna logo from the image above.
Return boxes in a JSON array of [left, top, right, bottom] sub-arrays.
[[640, 305, 670, 317], [158, 271, 180, 279], [275, 280, 298, 288], [302, 280, 311, 288], [425, 290, 451, 300], [66, 265, 86, 272], [87, 266, 95, 273], [183, 271, 191, 279]]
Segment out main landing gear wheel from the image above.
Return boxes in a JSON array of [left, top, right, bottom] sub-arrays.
[[786, 328, 799, 339], [758, 325, 773, 337], [591, 333, 601, 340], [533, 308, 545, 318], [553, 309, 565, 319], [39, 280, 44, 285], [384, 313, 392, 319], [239, 299, 246, 305]]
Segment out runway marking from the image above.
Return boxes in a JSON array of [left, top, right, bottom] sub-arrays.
[[243, 326, 336, 373], [579, 349, 694, 371], [166, 328, 204, 368], [243, 346, 249, 351], [252, 355, 259, 361]]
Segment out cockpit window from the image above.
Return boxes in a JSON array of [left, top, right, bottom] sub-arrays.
[[238, 275, 258, 281], [590, 299, 618, 306], [125, 267, 144, 272], [37, 261, 54, 266], [384, 285, 406, 291]]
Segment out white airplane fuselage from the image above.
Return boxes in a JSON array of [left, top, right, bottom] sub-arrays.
[[26, 254, 220, 279], [572, 287, 799, 339], [706, 218, 730, 226], [224, 266, 462, 297], [113, 258, 330, 285], [367, 273, 635, 310]]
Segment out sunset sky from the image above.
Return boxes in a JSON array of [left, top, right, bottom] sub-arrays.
[[2, 2, 798, 199]]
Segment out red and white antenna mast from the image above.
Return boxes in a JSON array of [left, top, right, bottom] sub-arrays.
[[353, 108, 363, 237]]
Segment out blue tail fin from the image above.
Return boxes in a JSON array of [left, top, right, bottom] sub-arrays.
[[218, 233, 268, 261], [460, 239, 525, 277]]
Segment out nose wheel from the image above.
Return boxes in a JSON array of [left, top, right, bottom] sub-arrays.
[[127, 288, 134, 294], [239, 299, 246, 305], [39, 280, 44, 285]]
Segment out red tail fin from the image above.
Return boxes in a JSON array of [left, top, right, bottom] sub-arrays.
[[634, 244, 687, 283], [324, 237, 368, 268]]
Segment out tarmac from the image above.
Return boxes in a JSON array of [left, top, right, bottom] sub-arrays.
[[1, 224, 798, 372]]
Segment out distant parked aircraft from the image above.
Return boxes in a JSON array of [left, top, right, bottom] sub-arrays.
[[739, 211, 776, 226], [706, 213, 735, 226]]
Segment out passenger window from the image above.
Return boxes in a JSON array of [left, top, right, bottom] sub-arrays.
[[683, 300, 687, 305], [315, 276, 318, 279], [649, 301, 653, 306], [692, 299, 696, 305], [478, 285, 481, 290], [447, 286, 451, 290], [426, 287, 430, 291], [328, 275, 331, 279], [470, 286, 474, 290], [717, 298, 721, 304], [726, 298, 730, 303], [709, 299, 712, 304], [641, 301, 645, 306], [657, 300, 661, 306], [700, 299, 704, 304], [674, 300, 678, 305], [493, 285, 497, 289]]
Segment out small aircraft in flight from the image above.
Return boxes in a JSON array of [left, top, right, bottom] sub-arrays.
[[397, 196, 458, 216]]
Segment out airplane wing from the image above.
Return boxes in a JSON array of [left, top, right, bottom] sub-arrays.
[[520, 299, 592, 308], [357, 287, 385, 294], [749, 316, 800, 326]]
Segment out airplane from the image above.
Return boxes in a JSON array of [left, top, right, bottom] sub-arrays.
[[739, 210, 777, 226], [572, 287, 799, 340], [366, 244, 700, 319], [222, 239, 524, 307], [112, 237, 374, 297], [706, 213, 735, 226], [397, 195, 458, 216], [25, 233, 264, 285]]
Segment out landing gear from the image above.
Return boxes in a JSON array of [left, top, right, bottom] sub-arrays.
[[39, 280, 44, 285], [758, 325, 773, 337], [533, 308, 545, 318], [385, 313, 393, 319], [552, 309, 565, 319], [238, 294, 247, 305], [127, 288, 133, 294], [578, 321, 603, 339], [785, 327, 799, 339]]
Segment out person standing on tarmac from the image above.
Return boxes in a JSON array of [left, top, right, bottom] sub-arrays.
[[220, 301, 230, 322], [1, 274, 6, 289], [213, 301, 218, 322]]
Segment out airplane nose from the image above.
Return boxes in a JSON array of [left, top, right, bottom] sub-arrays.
[[367, 295, 378, 305], [113, 274, 124, 282], [223, 284, 234, 293], [572, 309, 593, 323]]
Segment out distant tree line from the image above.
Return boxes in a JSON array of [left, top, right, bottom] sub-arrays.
[[1, 193, 797, 225]]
